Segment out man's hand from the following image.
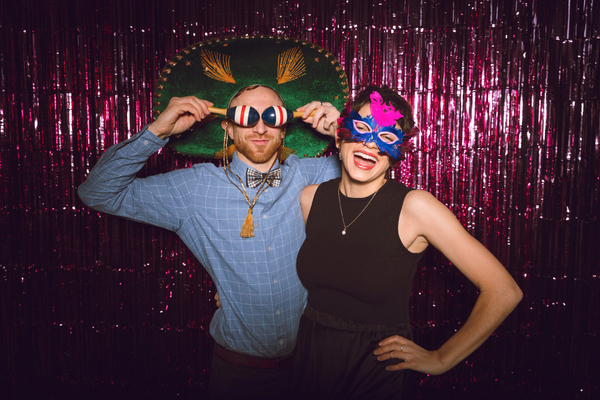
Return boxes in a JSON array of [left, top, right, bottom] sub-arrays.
[[148, 96, 214, 140], [214, 292, 221, 308], [297, 101, 340, 138]]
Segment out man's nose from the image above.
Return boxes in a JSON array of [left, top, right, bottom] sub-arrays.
[[252, 118, 268, 134]]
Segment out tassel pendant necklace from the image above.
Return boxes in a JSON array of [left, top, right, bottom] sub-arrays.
[[222, 127, 276, 238], [225, 167, 274, 238]]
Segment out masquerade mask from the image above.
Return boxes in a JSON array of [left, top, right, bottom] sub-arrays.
[[336, 91, 405, 161]]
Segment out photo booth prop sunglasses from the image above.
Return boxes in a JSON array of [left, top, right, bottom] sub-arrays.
[[209, 105, 315, 127]]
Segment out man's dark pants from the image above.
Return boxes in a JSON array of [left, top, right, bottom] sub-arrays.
[[209, 346, 292, 400]]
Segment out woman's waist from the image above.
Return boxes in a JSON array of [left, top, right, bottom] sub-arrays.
[[303, 302, 412, 337]]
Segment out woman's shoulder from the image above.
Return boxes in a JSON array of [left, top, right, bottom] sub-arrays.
[[301, 177, 338, 199], [403, 187, 435, 199], [402, 188, 459, 229], [401, 188, 444, 214], [301, 183, 320, 200]]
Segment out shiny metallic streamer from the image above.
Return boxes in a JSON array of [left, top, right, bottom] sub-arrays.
[[1, 0, 598, 398]]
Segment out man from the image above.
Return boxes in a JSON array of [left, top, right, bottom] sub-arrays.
[[78, 78, 343, 398]]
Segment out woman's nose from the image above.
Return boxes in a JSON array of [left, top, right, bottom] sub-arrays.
[[364, 140, 378, 149]]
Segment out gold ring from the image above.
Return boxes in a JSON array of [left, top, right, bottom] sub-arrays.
[[400, 345, 404, 352]]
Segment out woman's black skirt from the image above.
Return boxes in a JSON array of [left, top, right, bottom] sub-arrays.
[[291, 304, 413, 400]]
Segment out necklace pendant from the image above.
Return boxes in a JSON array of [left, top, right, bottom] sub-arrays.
[[338, 185, 381, 239]]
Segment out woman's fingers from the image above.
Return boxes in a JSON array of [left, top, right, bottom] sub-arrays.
[[296, 101, 339, 136]]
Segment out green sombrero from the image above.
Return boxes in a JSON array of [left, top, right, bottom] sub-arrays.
[[152, 36, 349, 158]]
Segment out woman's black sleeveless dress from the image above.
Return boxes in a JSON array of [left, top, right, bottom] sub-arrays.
[[292, 178, 425, 399]]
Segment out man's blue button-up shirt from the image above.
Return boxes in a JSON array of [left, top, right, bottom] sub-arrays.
[[78, 128, 340, 358]]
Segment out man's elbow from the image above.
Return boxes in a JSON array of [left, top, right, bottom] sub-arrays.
[[77, 183, 90, 204], [77, 182, 107, 211], [77, 182, 96, 207]]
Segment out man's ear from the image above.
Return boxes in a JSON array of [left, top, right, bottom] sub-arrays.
[[221, 120, 234, 140], [335, 135, 342, 149]]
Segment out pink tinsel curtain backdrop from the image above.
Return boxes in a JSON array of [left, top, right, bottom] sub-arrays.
[[1, 0, 598, 399]]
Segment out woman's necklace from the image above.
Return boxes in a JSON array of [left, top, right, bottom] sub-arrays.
[[337, 185, 381, 236]]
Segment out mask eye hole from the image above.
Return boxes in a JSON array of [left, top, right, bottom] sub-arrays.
[[378, 132, 399, 144], [353, 120, 372, 133]]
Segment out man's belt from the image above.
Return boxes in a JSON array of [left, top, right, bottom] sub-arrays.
[[214, 342, 293, 370]]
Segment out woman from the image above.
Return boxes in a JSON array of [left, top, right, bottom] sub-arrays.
[[291, 86, 523, 399]]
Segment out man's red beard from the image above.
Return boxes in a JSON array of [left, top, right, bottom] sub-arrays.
[[234, 134, 282, 164]]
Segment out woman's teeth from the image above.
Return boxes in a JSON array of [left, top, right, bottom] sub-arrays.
[[354, 152, 377, 163]]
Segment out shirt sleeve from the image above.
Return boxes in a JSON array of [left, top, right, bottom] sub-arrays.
[[77, 127, 191, 232], [298, 154, 341, 186]]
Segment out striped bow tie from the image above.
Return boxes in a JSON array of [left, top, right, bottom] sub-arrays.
[[246, 168, 282, 188]]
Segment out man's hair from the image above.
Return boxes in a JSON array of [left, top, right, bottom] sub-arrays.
[[228, 84, 285, 108], [351, 85, 415, 135]]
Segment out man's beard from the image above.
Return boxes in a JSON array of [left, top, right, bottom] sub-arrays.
[[235, 136, 282, 164]]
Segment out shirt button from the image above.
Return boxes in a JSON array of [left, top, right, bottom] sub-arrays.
[[273, 279, 278, 284], [276, 310, 281, 315], [263, 215, 267, 219], [279, 340, 284, 345], [143, 140, 149, 145], [268, 246, 272, 251]]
